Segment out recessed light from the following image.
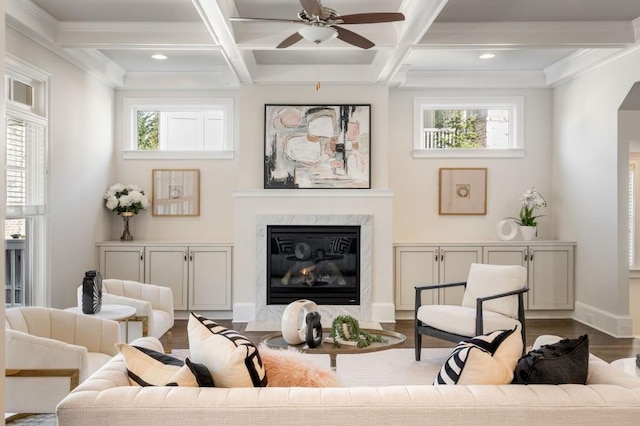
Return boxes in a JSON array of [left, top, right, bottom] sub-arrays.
[[151, 54, 168, 60], [479, 53, 495, 59]]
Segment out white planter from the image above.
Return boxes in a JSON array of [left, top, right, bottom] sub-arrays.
[[520, 226, 537, 241]]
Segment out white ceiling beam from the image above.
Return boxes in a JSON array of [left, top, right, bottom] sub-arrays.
[[373, 0, 450, 83], [192, 0, 254, 84], [252, 64, 376, 84], [422, 21, 636, 48], [56, 22, 214, 49], [544, 48, 622, 87]]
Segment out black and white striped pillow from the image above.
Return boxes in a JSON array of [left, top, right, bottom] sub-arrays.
[[188, 312, 268, 388], [434, 327, 522, 385], [116, 343, 214, 387]]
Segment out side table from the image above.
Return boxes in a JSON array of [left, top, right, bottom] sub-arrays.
[[65, 304, 137, 342]]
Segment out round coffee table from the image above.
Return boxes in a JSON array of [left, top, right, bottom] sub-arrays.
[[261, 328, 406, 370]]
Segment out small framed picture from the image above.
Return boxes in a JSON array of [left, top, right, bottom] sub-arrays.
[[439, 168, 487, 215], [152, 169, 200, 216]]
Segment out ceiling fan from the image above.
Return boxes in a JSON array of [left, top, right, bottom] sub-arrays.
[[229, 0, 405, 49]]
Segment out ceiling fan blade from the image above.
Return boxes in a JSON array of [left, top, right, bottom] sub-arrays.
[[276, 32, 304, 49], [299, 0, 323, 18], [229, 17, 301, 24], [334, 26, 374, 49], [338, 12, 405, 25]]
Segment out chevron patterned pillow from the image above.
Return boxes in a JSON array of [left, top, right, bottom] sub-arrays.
[[434, 327, 522, 385]]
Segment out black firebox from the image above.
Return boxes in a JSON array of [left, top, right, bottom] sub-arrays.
[[266, 225, 360, 305]]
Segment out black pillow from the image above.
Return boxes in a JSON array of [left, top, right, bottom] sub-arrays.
[[512, 334, 589, 385]]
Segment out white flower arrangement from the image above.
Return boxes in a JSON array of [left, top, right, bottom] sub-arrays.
[[511, 187, 547, 227], [104, 183, 149, 215]]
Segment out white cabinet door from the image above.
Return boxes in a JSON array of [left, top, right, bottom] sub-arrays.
[[189, 246, 231, 310], [439, 246, 482, 305], [483, 245, 574, 310], [145, 246, 189, 310], [528, 245, 574, 310], [394, 246, 438, 310], [99, 246, 145, 282]]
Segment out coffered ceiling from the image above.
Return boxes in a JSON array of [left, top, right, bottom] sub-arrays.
[[7, 0, 640, 89]]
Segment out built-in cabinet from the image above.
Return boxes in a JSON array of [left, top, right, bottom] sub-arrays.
[[394, 245, 481, 310], [483, 244, 574, 310], [395, 241, 575, 312], [97, 242, 232, 311]]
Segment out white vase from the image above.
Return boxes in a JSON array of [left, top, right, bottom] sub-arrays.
[[520, 226, 537, 241]]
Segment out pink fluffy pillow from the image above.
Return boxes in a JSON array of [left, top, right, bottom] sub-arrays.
[[258, 344, 341, 387]]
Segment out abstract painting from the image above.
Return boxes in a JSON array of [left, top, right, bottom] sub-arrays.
[[439, 168, 487, 215], [264, 104, 371, 189]]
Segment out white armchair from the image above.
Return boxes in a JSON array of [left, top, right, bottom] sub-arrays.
[[415, 263, 529, 361], [4, 306, 120, 413], [78, 279, 174, 352]]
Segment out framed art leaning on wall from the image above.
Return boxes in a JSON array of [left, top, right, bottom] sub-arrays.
[[439, 167, 487, 215], [152, 169, 200, 216], [264, 104, 371, 189]]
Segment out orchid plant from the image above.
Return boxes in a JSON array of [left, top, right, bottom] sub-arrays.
[[104, 183, 149, 215], [511, 187, 547, 227]]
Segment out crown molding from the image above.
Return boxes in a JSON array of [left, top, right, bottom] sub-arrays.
[[400, 70, 547, 89], [123, 71, 239, 89], [6, 0, 125, 87], [544, 48, 622, 87], [422, 21, 635, 48]]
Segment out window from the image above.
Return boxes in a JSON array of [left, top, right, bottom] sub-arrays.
[[123, 98, 235, 159], [5, 56, 48, 307], [413, 97, 524, 158]]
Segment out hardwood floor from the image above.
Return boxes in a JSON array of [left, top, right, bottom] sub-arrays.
[[165, 318, 640, 363]]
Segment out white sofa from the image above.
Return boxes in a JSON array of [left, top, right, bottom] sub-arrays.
[[5, 306, 120, 413], [77, 279, 174, 349], [57, 337, 640, 425]]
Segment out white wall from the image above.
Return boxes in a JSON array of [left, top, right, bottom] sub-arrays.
[[553, 49, 640, 336], [389, 88, 554, 242], [6, 28, 115, 309]]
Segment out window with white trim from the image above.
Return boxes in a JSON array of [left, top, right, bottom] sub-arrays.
[[5, 57, 48, 307], [123, 98, 234, 160], [413, 97, 524, 158]]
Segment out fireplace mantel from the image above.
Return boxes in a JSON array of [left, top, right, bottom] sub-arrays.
[[232, 189, 395, 323]]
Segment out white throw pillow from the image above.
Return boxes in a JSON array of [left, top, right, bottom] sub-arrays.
[[187, 312, 268, 388]]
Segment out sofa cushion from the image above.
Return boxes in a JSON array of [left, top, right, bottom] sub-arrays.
[[434, 327, 522, 385], [116, 343, 214, 387], [512, 334, 589, 385], [188, 312, 268, 388], [258, 344, 341, 387]]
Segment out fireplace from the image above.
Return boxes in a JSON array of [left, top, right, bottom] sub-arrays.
[[266, 225, 360, 305]]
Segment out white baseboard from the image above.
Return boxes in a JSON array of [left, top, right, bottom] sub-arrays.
[[372, 303, 396, 323], [573, 301, 633, 338]]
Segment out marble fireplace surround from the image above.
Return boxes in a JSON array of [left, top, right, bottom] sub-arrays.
[[232, 190, 395, 324], [256, 214, 372, 323]]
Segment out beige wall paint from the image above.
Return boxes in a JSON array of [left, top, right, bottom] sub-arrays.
[[390, 88, 554, 242]]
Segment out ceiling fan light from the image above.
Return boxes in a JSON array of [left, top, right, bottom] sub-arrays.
[[298, 25, 338, 44]]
